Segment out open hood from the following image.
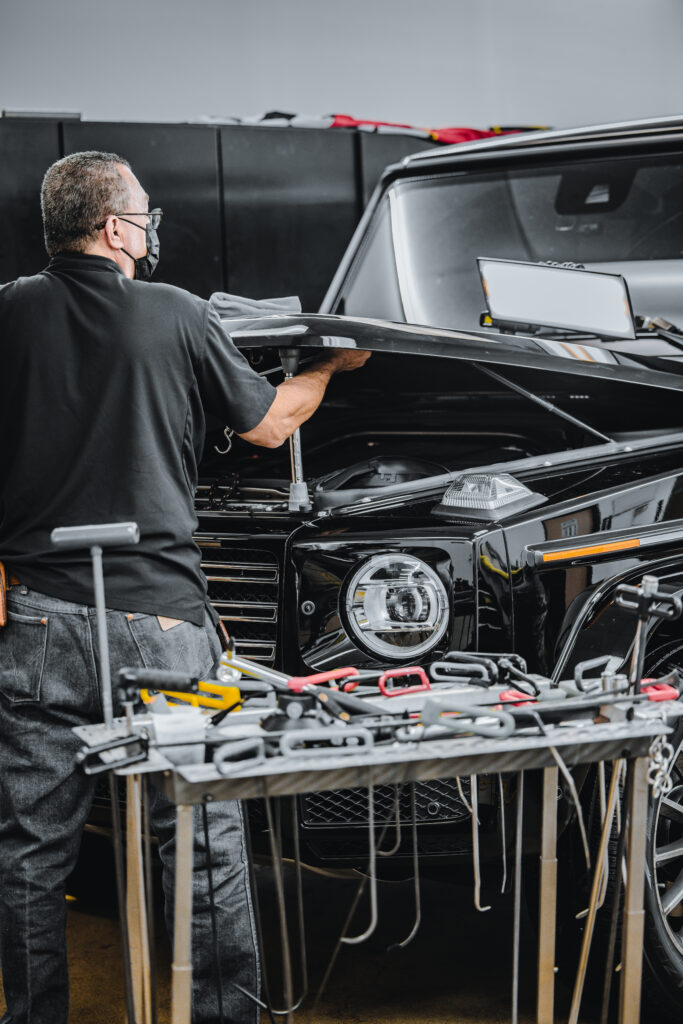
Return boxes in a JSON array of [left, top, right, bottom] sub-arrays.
[[198, 311, 683, 518], [224, 311, 683, 394]]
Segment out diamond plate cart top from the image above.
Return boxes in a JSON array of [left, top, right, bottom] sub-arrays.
[[75, 713, 675, 1024], [81, 716, 671, 802]]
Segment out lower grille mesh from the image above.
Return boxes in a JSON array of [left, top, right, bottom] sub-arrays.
[[301, 778, 471, 826]]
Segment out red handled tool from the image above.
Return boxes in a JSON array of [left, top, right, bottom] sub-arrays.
[[287, 667, 359, 693], [378, 666, 431, 697]]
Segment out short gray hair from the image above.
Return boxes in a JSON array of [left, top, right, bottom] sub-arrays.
[[40, 151, 133, 256]]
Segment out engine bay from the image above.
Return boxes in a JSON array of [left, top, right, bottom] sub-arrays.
[[196, 347, 576, 514]]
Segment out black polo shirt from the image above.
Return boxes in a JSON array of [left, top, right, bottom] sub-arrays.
[[0, 253, 276, 625]]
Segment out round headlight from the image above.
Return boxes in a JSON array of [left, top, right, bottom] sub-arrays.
[[344, 554, 448, 660]]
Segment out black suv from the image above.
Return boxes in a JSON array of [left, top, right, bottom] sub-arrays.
[[172, 117, 683, 1016]]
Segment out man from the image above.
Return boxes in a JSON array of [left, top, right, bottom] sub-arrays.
[[0, 151, 369, 1024]]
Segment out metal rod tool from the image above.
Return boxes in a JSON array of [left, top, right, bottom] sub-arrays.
[[51, 522, 141, 1023], [388, 783, 422, 950], [279, 348, 311, 511], [51, 521, 140, 729], [511, 772, 525, 1024], [342, 780, 379, 944], [536, 767, 558, 1024], [471, 776, 491, 913], [568, 759, 623, 1024], [615, 575, 682, 693]]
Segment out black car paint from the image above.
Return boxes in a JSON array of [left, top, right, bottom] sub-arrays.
[[193, 124, 683, 880], [193, 121, 683, 1017], [198, 315, 683, 680]]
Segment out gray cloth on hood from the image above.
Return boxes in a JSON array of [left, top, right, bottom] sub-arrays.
[[209, 292, 302, 317]]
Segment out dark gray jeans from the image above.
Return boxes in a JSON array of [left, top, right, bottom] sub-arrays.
[[0, 586, 260, 1024]]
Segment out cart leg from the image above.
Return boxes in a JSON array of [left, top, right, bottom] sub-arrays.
[[126, 774, 153, 1024], [172, 804, 194, 1024], [617, 756, 649, 1024], [537, 766, 558, 1024], [569, 759, 622, 1024]]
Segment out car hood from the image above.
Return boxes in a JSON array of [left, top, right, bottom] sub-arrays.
[[225, 311, 683, 394]]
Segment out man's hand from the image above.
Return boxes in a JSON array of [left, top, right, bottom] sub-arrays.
[[319, 348, 372, 373], [239, 348, 371, 449]]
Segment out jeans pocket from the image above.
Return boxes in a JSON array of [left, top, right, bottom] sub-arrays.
[[127, 614, 213, 676], [0, 611, 49, 703]]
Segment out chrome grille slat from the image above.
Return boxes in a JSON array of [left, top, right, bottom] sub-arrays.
[[202, 561, 278, 578], [216, 605, 278, 623], [232, 639, 277, 662], [206, 575, 278, 585], [212, 598, 278, 605]]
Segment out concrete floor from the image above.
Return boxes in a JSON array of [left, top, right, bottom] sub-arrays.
[[0, 863, 614, 1023]]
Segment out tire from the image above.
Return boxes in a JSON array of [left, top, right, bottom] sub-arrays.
[[550, 640, 683, 1021], [643, 759, 683, 1019], [641, 639, 683, 1020]]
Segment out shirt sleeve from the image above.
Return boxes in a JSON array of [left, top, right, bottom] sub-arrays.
[[196, 307, 277, 433]]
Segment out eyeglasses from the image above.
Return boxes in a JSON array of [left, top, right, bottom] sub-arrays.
[[95, 208, 163, 231], [117, 208, 163, 230]]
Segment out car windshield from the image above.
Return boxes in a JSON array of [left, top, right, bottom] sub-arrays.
[[335, 152, 683, 335]]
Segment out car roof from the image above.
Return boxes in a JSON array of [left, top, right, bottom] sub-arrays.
[[402, 113, 683, 167]]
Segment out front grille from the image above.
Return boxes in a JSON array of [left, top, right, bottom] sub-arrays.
[[196, 537, 280, 666], [301, 778, 471, 827]]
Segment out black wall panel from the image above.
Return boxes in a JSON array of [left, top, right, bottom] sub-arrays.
[[1, 118, 441, 302], [220, 125, 359, 311], [359, 133, 439, 205], [62, 122, 224, 298], [0, 119, 60, 282]]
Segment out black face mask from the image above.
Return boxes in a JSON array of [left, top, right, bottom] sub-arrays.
[[122, 221, 160, 281]]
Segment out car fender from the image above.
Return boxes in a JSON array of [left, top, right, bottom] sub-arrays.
[[551, 553, 683, 681]]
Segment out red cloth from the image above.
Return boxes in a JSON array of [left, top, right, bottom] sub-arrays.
[[330, 114, 515, 144]]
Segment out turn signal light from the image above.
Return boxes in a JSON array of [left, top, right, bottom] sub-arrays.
[[541, 538, 640, 563]]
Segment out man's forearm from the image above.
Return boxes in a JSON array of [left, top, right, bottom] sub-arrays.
[[272, 360, 336, 435], [238, 360, 334, 448], [238, 349, 371, 449]]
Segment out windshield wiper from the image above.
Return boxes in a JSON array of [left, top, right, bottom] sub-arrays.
[[473, 362, 612, 444]]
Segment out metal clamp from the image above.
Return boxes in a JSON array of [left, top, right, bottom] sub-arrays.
[[616, 577, 682, 621], [429, 661, 492, 684], [573, 655, 622, 692], [420, 697, 516, 738], [279, 727, 374, 758], [617, 575, 683, 693], [75, 733, 149, 775], [213, 737, 266, 775]]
